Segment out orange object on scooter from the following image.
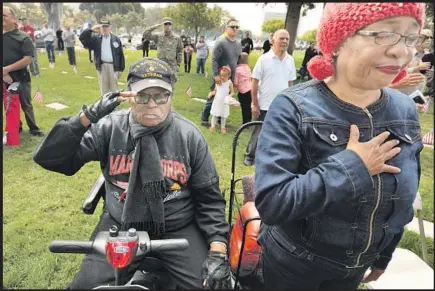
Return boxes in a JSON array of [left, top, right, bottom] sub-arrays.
[[229, 201, 261, 277]]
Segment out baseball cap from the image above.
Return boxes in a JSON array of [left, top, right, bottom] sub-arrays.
[[99, 20, 110, 26], [162, 17, 173, 25], [19, 16, 27, 21], [127, 58, 175, 93]]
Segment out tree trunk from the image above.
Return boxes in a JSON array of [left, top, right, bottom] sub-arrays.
[[41, 3, 63, 30], [285, 2, 303, 56]]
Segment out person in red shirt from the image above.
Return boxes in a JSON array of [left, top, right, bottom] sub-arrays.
[[18, 16, 39, 76]]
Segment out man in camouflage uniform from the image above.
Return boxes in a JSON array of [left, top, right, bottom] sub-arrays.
[[142, 17, 183, 80]]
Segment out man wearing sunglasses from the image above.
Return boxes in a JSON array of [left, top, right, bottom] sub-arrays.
[[201, 18, 242, 127], [142, 17, 183, 78], [33, 58, 232, 289]]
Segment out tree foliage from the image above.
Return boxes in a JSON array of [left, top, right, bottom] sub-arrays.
[[261, 18, 285, 33], [425, 3, 433, 29], [164, 3, 225, 43], [78, 3, 144, 21], [4, 3, 47, 29], [123, 11, 143, 34], [143, 6, 164, 27], [299, 28, 317, 43], [285, 2, 316, 55], [41, 3, 63, 30], [263, 2, 316, 55], [104, 13, 124, 34]]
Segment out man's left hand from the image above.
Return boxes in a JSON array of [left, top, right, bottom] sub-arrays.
[[361, 267, 385, 283], [202, 251, 232, 289]]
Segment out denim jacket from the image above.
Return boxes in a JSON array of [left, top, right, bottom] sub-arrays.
[[255, 80, 423, 269]]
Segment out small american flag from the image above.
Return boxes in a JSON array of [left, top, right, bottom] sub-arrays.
[[33, 85, 43, 104], [186, 84, 192, 97], [422, 100, 430, 114], [422, 129, 434, 146]]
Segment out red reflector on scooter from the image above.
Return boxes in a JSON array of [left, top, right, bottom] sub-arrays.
[[106, 235, 139, 269]]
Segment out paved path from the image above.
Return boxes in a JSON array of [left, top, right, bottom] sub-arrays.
[[406, 216, 434, 238]]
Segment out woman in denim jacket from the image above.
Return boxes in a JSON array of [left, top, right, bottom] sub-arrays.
[[255, 3, 426, 289]]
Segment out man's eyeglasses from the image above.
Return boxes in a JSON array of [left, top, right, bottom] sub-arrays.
[[164, 22, 172, 26], [356, 30, 427, 47], [228, 25, 239, 30], [135, 91, 172, 105]]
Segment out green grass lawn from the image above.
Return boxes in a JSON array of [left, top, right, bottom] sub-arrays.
[[3, 48, 434, 289]]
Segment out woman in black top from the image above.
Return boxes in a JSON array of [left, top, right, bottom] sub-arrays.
[[184, 37, 194, 73]]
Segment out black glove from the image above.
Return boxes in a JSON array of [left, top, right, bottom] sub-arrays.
[[202, 251, 232, 289], [81, 91, 122, 123]]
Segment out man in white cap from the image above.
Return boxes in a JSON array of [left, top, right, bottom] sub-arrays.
[[79, 20, 125, 94]]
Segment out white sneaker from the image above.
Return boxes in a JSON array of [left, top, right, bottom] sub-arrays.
[[73, 66, 78, 74]]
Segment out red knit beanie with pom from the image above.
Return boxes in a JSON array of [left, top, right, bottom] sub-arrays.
[[307, 3, 425, 83]]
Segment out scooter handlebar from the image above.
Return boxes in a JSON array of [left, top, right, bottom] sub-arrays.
[[49, 240, 93, 254], [49, 235, 189, 255], [149, 239, 189, 253]]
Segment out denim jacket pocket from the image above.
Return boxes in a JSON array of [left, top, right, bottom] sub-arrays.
[[266, 226, 312, 262], [387, 123, 422, 145], [312, 123, 349, 147], [308, 122, 352, 166]]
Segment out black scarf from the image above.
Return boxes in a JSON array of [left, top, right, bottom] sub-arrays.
[[121, 110, 174, 236]]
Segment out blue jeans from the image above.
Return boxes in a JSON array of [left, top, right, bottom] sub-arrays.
[[45, 41, 55, 63], [201, 77, 217, 124], [196, 58, 206, 74], [260, 225, 368, 289]]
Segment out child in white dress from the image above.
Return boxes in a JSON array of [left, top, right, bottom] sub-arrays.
[[209, 66, 235, 133]]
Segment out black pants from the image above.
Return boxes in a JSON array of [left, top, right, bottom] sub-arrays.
[[88, 48, 93, 62], [261, 226, 368, 289], [184, 52, 192, 73], [67, 210, 208, 289], [238, 91, 252, 124], [245, 110, 267, 160], [66, 47, 76, 66], [57, 38, 64, 50], [299, 65, 312, 80], [143, 48, 149, 57], [18, 81, 40, 132]]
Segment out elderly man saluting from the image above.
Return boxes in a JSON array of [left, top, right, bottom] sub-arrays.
[[142, 17, 183, 78], [79, 20, 125, 95], [33, 58, 232, 289]]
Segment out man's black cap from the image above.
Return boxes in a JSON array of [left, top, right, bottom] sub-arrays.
[[127, 58, 176, 93]]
